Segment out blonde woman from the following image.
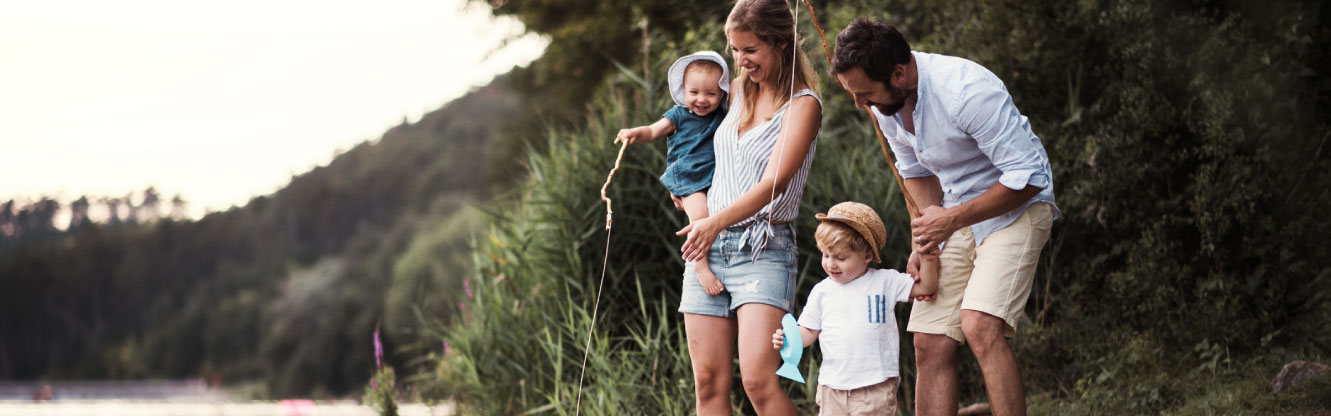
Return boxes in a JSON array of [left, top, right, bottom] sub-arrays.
[[674, 0, 821, 413]]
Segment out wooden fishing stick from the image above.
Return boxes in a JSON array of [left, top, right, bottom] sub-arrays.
[[798, 0, 920, 220], [600, 140, 631, 230]]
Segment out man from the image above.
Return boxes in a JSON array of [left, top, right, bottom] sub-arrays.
[[830, 18, 1060, 416]]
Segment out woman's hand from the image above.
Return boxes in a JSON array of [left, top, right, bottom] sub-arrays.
[[677, 217, 721, 263]]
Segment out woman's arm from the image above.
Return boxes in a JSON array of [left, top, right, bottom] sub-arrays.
[[679, 94, 822, 262]]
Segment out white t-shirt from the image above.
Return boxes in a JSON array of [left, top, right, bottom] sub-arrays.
[[797, 268, 915, 390]]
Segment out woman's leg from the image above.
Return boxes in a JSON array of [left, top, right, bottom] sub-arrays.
[[735, 303, 796, 415], [685, 313, 737, 415]]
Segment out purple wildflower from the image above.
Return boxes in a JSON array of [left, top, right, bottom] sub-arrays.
[[373, 324, 384, 369], [443, 340, 452, 356], [463, 279, 472, 298]]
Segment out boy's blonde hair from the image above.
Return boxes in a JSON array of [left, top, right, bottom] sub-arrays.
[[814, 221, 872, 257]]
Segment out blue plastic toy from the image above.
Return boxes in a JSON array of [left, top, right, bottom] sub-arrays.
[[776, 313, 805, 383]]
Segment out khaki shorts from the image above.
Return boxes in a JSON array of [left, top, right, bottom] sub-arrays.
[[907, 202, 1053, 343], [815, 378, 898, 416]]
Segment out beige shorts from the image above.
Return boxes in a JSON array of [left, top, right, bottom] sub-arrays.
[[815, 378, 898, 416], [907, 202, 1053, 343]]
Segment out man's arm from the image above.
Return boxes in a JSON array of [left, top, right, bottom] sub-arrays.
[[910, 76, 1049, 251], [911, 182, 1042, 251]]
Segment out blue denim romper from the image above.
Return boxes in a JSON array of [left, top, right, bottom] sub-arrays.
[[660, 105, 722, 197]]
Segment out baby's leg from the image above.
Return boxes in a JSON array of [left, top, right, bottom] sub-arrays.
[[681, 192, 724, 295]]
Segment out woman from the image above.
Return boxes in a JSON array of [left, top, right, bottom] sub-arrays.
[[674, 0, 821, 414]]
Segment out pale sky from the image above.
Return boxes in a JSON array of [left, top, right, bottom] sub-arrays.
[[0, 0, 547, 220]]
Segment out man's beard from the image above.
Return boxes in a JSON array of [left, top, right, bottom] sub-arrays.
[[873, 84, 914, 116]]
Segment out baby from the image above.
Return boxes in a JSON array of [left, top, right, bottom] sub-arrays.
[[616, 51, 730, 294]]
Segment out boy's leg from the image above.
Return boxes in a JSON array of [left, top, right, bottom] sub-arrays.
[[837, 378, 899, 415], [681, 192, 724, 295]]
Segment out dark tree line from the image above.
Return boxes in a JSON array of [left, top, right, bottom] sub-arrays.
[[1, 78, 522, 397]]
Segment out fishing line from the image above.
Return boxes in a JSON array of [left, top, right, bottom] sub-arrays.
[[758, 0, 802, 256], [574, 139, 629, 415]]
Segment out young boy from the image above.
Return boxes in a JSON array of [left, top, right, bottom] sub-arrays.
[[616, 51, 729, 295], [772, 201, 939, 415]]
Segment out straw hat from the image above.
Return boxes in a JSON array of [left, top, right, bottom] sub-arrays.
[[667, 51, 731, 109], [815, 201, 888, 263]]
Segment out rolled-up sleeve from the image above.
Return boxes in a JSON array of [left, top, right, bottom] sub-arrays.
[[954, 82, 1050, 191]]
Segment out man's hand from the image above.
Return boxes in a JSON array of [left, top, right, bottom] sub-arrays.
[[911, 205, 958, 254]]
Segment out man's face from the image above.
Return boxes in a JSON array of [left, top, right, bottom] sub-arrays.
[[836, 66, 912, 116]]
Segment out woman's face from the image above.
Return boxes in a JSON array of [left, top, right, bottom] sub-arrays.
[[728, 30, 783, 84]]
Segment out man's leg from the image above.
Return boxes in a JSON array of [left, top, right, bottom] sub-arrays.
[[962, 310, 1024, 416], [909, 227, 975, 416], [913, 333, 960, 416], [959, 203, 1053, 416]]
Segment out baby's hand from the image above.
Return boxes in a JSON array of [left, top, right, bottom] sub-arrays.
[[615, 127, 641, 144], [771, 328, 785, 350]]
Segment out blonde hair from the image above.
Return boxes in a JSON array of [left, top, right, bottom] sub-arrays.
[[726, 0, 819, 127], [814, 221, 871, 257]]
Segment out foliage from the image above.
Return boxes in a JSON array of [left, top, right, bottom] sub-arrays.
[[420, 0, 1331, 413], [3, 0, 1329, 412], [363, 366, 399, 416], [0, 77, 522, 396]]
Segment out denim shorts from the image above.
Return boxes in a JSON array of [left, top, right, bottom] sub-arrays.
[[678, 223, 798, 317]]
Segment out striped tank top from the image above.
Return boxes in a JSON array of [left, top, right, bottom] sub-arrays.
[[708, 88, 822, 251]]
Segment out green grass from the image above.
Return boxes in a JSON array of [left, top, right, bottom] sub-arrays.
[[1029, 362, 1331, 416]]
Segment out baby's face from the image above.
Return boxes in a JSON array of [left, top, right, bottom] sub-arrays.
[[682, 70, 724, 116], [819, 245, 872, 284]]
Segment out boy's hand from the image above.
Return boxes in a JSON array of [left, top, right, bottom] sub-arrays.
[[910, 251, 940, 301], [615, 127, 644, 144], [771, 328, 785, 350]]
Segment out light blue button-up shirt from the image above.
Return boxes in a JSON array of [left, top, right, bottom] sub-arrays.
[[873, 52, 1060, 246]]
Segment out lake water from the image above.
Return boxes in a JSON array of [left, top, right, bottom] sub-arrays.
[[0, 381, 450, 415]]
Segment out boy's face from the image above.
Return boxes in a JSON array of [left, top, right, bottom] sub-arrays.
[[819, 245, 872, 284], [682, 69, 723, 116]]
